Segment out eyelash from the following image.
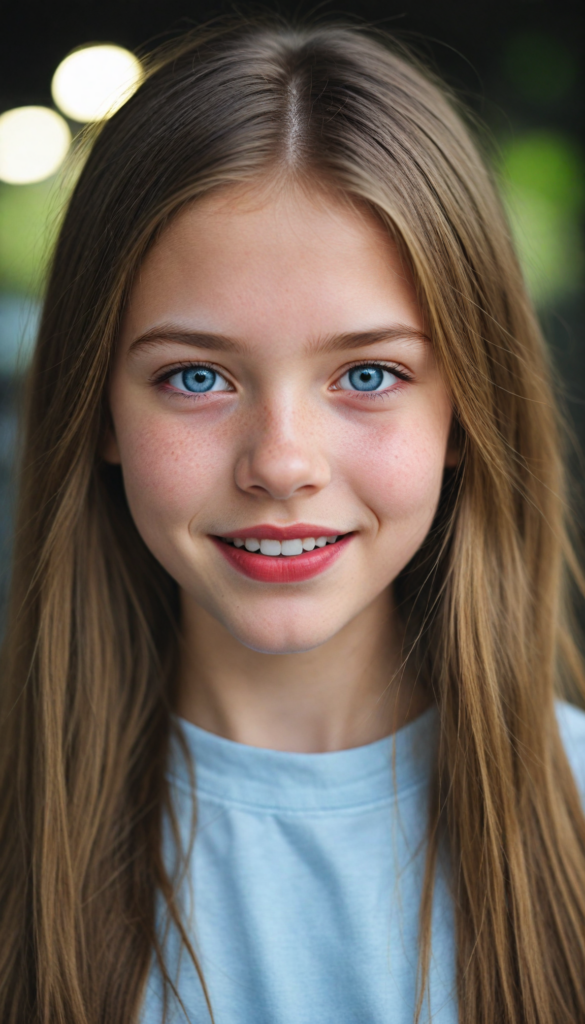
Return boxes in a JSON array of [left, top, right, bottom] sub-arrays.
[[151, 359, 414, 398], [151, 361, 232, 397], [152, 364, 225, 387], [332, 359, 413, 400]]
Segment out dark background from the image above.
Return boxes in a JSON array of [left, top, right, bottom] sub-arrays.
[[2, 0, 583, 113], [0, 0, 583, 609]]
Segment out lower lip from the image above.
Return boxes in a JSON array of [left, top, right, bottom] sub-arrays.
[[211, 535, 353, 583]]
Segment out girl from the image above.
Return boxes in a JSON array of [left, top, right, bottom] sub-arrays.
[[1, 19, 584, 1024]]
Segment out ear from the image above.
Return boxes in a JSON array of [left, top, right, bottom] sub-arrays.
[[101, 421, 121, 464]]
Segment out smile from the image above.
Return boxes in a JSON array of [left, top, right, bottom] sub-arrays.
[[211, 527, 353, 583], [222, 535, 339, 556]]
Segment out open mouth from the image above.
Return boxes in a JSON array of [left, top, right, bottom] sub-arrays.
[[211, 531, 353, 582], [217, 534, 346, 556]]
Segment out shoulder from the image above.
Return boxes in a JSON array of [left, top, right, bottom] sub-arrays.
[[556, 700, 585, 800]]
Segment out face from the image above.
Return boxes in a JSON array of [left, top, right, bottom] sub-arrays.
[[106, 184, 454, 654]]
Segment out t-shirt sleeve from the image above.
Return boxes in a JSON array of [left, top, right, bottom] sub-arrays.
[[556, 700, 585, 804]]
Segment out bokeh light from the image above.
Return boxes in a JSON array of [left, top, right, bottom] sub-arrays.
[[0, 106, 71, 185], [51, 44, 142, 122]]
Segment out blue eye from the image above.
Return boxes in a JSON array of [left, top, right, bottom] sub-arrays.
[[166, 366, 231, 394], [182, 368, 216, 392], [337, 364, 399, 392]]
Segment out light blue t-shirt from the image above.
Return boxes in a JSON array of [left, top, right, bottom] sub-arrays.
[[141, 702, 585, 1024]]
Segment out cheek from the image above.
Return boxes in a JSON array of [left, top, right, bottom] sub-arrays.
[[339, 413, 449, 525], [114, 408, 231, 531]]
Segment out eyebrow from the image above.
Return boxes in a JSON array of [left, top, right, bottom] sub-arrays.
[[128, 327, 246, 355], [128, 322, 429, 356], [312, 325, 430, 353]]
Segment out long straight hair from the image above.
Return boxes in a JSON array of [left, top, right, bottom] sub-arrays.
[[1, 20, 584, 1024]]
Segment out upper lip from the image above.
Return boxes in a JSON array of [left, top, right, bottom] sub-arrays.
[[216, 523, 348, 541]]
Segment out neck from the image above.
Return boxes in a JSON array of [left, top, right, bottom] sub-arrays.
[[176, 588, 429, 753]]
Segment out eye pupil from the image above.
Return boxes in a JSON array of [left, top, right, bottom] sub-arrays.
[[182, 367, 216, 393], [348, 365, 384, 391]]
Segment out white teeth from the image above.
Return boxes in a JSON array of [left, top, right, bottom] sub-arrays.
[[281, 538, 304, 556], [230, 534, 341, 555], [260, 539, 281, 556]]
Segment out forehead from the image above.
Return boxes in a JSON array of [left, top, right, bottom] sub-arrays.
[[122, 184, 423, 349]]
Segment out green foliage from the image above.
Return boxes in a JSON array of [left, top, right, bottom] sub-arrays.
[[0, 177, 68, 296], [500, 132, 584, 306]]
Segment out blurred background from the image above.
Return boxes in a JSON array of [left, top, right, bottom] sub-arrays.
[[0, 0, 583, 612]]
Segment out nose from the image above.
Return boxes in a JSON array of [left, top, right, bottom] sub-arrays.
[[234, 401, 331, 501]]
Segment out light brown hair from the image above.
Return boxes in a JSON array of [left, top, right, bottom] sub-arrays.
[[1, 19, 584, 1024]]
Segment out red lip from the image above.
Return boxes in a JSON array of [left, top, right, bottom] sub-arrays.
[[219, 523, 342, 541], [211, 534, 353, 583]]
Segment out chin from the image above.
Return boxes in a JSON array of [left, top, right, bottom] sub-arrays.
[[225, 614, 337, 656]]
